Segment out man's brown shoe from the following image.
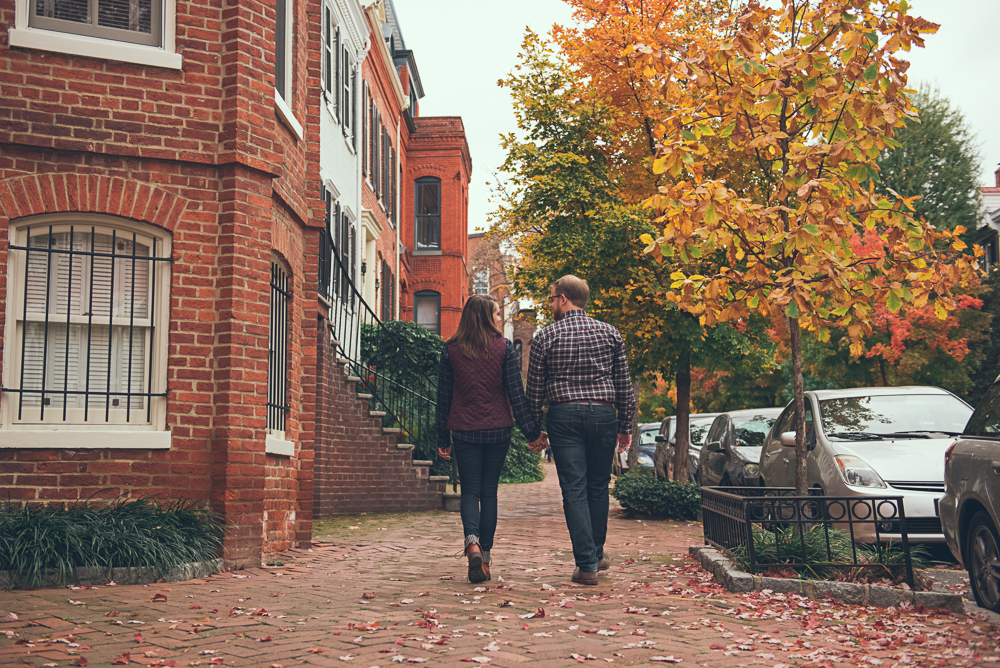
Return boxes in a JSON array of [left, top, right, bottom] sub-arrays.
[[572, 568, 599, 585], [598, 554, 612, 571], [466, 543, 488, 583]]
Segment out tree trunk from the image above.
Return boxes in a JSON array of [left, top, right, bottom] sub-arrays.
[[789, 316, 808, 496], [626, 378, 641, 470], [879, 359, 888, 387], [672, 352, 692, 483]]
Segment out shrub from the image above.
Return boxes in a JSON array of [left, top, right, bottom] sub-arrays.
[[0, 497, 223, 588], [611, 470, 701, 519], [500, 430, 544, 484]]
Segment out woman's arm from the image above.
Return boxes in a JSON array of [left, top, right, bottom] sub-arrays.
[[502, 339, 542, 443], [436, 346, 454, 456]]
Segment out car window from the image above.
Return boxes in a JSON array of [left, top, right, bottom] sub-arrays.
[[774, 404, 814, 436], [820, 393, 971, 438], [732, 415, 778, 448], [964, 383, 1000, 437], [706, 416, 725, 444], [689, 416, 716, 447], [639, 428, 658, 446]]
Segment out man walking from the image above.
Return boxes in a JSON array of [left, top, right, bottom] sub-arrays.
[[526, 275, 636, 585]]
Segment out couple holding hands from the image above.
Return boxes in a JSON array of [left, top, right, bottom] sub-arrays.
[[436, 275, 637, 585]]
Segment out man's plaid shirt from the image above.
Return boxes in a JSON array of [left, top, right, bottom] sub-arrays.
[[437, 339, 541, 449], [526, 310, 636, 434]]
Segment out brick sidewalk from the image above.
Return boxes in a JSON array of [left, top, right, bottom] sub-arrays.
[[3, 462, 999, 667]]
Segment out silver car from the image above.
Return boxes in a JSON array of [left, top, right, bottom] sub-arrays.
[[655, 413, 720, 482], [699, 408, 784, 487], [941, 378, 1000, 611], [759, 386, 972, 543]]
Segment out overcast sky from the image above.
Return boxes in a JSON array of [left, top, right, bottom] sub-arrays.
[[393, 0, 1000, 234]]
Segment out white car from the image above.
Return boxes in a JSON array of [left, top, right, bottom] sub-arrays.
[[760, 386, 972, 543]]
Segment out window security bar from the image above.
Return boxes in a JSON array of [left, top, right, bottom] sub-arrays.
[[5, 225, 170, 424], [268, 262, 291, 434]]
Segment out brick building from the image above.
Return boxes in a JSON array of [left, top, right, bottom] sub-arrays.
[[0, 0, 463, 564]]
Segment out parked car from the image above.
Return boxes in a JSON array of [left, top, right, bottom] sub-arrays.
[[619, 422, 660, 471], [759, 386, 972, 543], [655, 413, 720, 482], [636, 422, 660, 468], [940, 377, 1000, 611], [698, 408, 784, 487]]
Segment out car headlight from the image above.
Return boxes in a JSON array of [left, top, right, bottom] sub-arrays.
[[834, 455, 886, 488], [743, 463, 759, 478], [638, 454, 654, 466]]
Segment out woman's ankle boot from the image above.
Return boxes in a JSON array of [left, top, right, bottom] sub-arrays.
[[465, 538, 487, 583], [481, 549, 492, 581]]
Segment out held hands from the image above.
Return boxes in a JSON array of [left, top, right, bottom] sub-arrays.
[[616, 433, 631, 454], [438, 446, 451, 461], [528, 432, 549, 452]]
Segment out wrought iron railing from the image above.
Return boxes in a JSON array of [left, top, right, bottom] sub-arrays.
[[701, 486, 916, 588], [321, 229, 454, 487]]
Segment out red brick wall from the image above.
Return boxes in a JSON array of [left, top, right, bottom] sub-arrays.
[[313, 316, 445, 517], [401, 117, 472, 339]]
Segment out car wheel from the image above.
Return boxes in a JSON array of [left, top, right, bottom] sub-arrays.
[[967, 511, 1000, 612]]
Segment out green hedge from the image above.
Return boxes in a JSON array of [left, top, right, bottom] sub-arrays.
[[611, 469, 701, 519], [0, 497, 223, 588], [500, 429, 544, 484]]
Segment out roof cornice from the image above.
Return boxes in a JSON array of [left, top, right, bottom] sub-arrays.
[[364, 1, 407, 110]]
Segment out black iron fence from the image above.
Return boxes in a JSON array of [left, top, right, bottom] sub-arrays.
[[701, 486, 916, 588], [320, 226, 454, 487]]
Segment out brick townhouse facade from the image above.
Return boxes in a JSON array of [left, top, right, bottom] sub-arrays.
[[0, 0, 469, 564]]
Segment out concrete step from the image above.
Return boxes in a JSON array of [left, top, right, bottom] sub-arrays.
[[336, 357, 350, 365], [413, 460, 433, 467], [382, 427, 401, 435], [429, 475, 450, 482], [396, 443, 415, 451], [369, 411, 387, 418], [346, 376, 362, 382], [358, 393, 373, 400]]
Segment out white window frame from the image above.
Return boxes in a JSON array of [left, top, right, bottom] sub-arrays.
[[9, 0, 181, 69], [273, 0, 303, 140], [473, 267, 489, 296], [0, 214, 171, 449]]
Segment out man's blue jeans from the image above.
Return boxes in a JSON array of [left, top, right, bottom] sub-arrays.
[[547, 403, 618, 572]]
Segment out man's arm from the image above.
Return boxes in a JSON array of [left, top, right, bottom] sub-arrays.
[[611, 334, 636, 434], [525, 331, 548, 428]]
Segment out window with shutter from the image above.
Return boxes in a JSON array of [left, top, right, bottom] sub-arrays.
[[341, 44, 351, 136], [322, 5, 332, 98], [362, 84, 368, 176], [3, 218, 170, 430], [333, 26, 341, 122]]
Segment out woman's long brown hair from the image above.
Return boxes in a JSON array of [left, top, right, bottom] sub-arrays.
[[448, 294, 502, 359]]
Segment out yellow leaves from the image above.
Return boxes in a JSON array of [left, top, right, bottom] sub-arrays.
[[934, 300, 949, 320], [639, 233, 655, 246]]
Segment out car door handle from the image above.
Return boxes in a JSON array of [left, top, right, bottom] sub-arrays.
[[992, 461, 1000, 475]]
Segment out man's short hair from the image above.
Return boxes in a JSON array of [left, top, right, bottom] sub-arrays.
[[552, 275, 589, 308]]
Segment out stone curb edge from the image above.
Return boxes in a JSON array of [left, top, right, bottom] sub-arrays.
[[688, 545, 964, 613], [0, 558, 224, 591]]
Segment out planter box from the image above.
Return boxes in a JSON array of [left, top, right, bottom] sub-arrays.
[[0, 559, 223, 590]]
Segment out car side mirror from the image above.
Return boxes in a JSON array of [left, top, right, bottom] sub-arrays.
[[706, 440, 724, 452], [779, 431, 796, 447], [655, 435, 665, 443]]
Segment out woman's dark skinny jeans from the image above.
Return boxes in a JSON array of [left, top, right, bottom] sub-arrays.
[[452, 436, 511, 550]]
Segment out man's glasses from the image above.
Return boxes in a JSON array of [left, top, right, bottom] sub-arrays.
[[548, 294, 562, 302]]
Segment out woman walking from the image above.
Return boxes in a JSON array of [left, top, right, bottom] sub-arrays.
[[437, 295, 544, 583]]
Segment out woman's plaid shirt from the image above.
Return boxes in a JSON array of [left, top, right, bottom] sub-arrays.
[[526, 310, 636, 434]]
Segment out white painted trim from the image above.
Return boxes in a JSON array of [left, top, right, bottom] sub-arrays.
[[11, 0, 180, 69], [265, 434, 295, 456], [360, 208, 383, 240], [274, 90, 304, 140], [0, 430, 171, 449]]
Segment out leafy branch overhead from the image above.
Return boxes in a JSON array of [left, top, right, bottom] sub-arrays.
[[635, 0, 982, 355]]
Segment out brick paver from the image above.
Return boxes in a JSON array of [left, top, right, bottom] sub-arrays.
[[3, 462, 999, 667]]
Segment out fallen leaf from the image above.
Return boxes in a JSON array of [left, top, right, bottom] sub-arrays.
[[73, 659, 89, 667], [134, 633, 143, 644], [152, 593, 168, 602], [308, 648, 324, 654], [112, 654, 130, 665]]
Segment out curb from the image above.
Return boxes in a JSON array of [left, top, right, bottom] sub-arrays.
[[689, 545, 964, 613], [443, 490, 461, 512], [0, 558, 224, 591]]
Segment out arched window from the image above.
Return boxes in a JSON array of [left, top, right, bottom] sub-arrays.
[[414, 290, 441, 335], [414, 177, 441, 251], [2, 215, 171, 440]]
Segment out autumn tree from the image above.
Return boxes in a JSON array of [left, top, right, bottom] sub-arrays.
[[638, 0, 982, 493], [493, 32, 776, 480]]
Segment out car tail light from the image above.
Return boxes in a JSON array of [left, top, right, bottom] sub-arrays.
[[944, 440, 958, 470]]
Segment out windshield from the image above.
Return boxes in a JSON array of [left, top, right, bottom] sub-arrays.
[[639, 429, 658, 446], [732, 415, 777, 448], [820, 394, 971, 440]]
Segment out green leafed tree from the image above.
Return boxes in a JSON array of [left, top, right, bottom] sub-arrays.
[[877, 85, 982, 233]]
